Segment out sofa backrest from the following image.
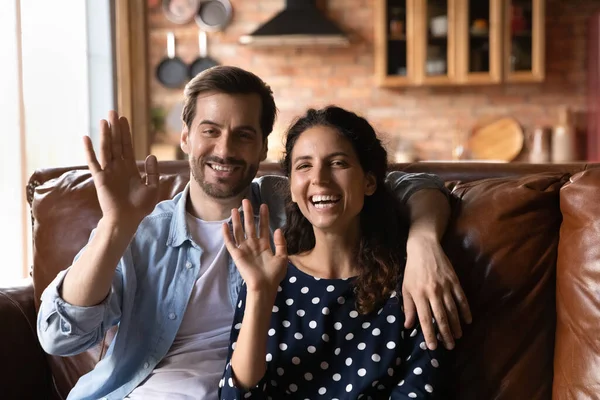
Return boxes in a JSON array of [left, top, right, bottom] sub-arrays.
[[28, 161, 599, 399], [553, 168, 600, 399]]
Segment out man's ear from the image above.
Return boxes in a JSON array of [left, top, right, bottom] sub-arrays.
[[365, 173, 377, 196], [180, 125, 190, 154], [260, 138, 268, 162]]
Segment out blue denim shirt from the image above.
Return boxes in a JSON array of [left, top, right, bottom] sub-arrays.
[[36, 172, 447, 400]]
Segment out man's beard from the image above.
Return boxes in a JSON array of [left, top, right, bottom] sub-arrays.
[[190, 155, 258, 199]]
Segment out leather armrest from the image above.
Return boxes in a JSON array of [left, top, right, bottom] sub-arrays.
[[0, 283, 56, 398]]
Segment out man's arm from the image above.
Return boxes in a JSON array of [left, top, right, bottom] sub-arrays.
[[36, 231, 126, 356], [386, 172, 472, 351]]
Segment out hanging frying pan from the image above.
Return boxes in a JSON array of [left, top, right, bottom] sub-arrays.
[[194, 0, 232, 32], [156, 32, 188, 89], [189, 31, 219, 79]]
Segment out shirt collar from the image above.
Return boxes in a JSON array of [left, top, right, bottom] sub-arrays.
[[167, 182, 261, 248]]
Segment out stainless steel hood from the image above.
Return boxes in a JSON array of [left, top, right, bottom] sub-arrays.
[[239, 0, 350, 47]]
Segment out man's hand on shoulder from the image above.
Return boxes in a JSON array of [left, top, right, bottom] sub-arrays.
[[402, 232, 471, 351]]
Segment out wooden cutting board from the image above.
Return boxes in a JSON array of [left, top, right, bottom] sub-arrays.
[[468, 117, 524, 161]]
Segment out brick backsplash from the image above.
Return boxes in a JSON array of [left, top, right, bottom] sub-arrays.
[[148, 0, 599, 161]]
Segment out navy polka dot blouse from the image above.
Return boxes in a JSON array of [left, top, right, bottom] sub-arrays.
[[219, 263, 448, 399]]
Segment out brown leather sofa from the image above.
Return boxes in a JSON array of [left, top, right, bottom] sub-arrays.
[[1, 161, 599, 400]]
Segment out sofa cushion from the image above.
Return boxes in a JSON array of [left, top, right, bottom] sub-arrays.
[[553, 168, 600, 399], [444, 172, 569, 399]]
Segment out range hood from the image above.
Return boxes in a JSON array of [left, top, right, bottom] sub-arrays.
[[239, 0, 350, 47]]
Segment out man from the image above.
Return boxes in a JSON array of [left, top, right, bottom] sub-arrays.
[[37, 66, 470, 399]]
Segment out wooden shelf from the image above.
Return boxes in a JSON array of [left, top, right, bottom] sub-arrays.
[[374, 0, 545, 87]]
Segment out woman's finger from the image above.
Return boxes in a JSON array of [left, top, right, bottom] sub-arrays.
[[259, 204, 270, 239], [273, 228, 287, 258], [242, 199, 257, 239], [222, 222, 238, 255], [231, 208, 245, 246]]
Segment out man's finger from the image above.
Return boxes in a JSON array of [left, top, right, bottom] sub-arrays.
[[453, 284, 473, 324], [444, 293, 462, 339], [414, 297, 437, 350], [99, 119, 111, 169], [402, 289, 417, 329], [120, 116, 135, 161], [145, 155, 159, 187], [430, 297, 454, 350], [108, 111, 123, 160], [83, 136, 101, 175]]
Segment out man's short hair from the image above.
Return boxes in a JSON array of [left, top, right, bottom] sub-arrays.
[[182, 66, 277, 140]]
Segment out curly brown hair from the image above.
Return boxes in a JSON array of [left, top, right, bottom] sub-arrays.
[[281, 106, 408, 314]]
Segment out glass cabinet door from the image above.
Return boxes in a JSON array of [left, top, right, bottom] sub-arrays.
[[375, 0, 415, 86], [504, 0, 545, 82], [457, 0, 501, 83], [417, 0, 455, 85]]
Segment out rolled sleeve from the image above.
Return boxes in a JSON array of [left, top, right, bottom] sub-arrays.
[[37, 230, 127, 356], [39, 269, 113, 336], [385, 171, 450, 205]]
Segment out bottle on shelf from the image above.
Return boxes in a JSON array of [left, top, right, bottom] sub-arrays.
[[551, 106, 577, 162]]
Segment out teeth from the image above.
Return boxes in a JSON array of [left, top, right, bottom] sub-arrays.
[[311, 195, 340, 203], [314, 202, 336, 209], [211, 164, 234, 172]]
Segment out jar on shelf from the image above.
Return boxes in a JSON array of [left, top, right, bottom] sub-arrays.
[[389, 7, 405, 38]]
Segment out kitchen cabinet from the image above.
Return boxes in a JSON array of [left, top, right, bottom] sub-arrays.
[[374, 0, 545, 86]]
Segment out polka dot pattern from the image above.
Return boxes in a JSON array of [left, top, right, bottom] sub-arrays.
[[220, 263, 446, 399]]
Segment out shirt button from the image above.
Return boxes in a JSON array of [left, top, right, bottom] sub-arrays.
[[143, 362, 150, 369], [168, 312, 177, 320], [185, 261, 192, 269]]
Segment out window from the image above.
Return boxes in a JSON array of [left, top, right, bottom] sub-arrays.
[[0, 0, 115, 285]]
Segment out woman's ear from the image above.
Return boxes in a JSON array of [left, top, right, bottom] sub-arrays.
[[180, 125, 190, 154], [364, 173, 377, 196]]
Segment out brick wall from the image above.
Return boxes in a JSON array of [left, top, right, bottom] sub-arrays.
[[147, 0, 600, 161]]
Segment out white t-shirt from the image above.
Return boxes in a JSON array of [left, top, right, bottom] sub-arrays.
[[127, 214, 234, 399]]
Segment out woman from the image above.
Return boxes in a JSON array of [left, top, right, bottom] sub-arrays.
[[219, 106, 448, 399]]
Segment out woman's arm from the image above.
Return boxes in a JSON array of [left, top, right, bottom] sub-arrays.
[[221, 200, 288, 389], [219, 285, 271, 399], [230, 288, 278, 388]]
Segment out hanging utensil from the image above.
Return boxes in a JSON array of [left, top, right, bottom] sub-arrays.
[[162, 0, 200, 24], [189, 30, 219, 79], [194, 0, 232, 32], [156, 32, 188, 89]]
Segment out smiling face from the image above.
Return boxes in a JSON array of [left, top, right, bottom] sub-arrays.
[[180, 92, 268, 199], [289, 125, 376, 234]]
